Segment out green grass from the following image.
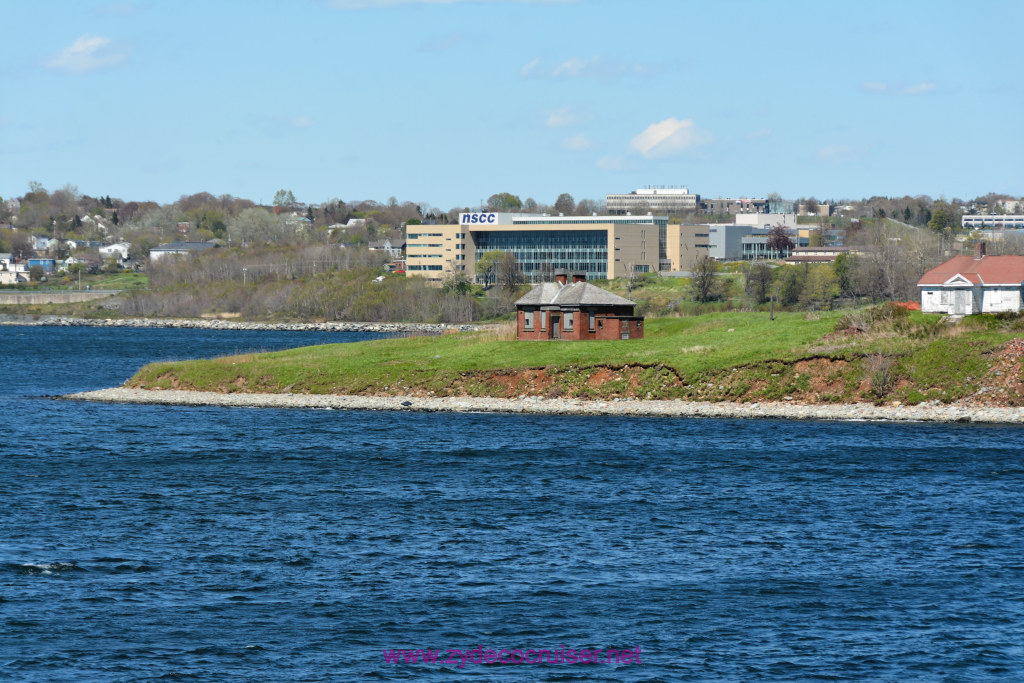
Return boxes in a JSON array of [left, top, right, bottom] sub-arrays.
[[125, 309, 1024, 405]]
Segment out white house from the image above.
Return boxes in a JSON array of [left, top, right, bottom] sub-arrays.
[[99, 241, 131, 262], [149, 241, 216, 261], [918, 243, 1024, 315], [0, 253, 29, 284]]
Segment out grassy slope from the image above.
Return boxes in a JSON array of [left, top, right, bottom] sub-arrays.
[[125, 311, 1024, 405]]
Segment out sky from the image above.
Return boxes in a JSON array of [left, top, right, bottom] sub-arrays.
[[2, 0, 1023, 211]]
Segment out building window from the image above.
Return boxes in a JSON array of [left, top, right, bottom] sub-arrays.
[[524, 310, 534, 330], [564, 313, 574, 331], [541, 311, 546, 331], [589, 311, 595, 332]]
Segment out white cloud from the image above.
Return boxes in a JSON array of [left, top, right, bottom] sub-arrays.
[[47, 35, 126, 73], [629, 118, 711, 158], [521, 56, 656, 80], [596, 156, 626, 171], [520, 57, 540, 78], [861, 81, 936, 96], [290, 117, 315, 128], [562, 134, 592, 150], [545, 107, 577, 127], [815, 144, 862, 164], [552, 56, 599, 78]]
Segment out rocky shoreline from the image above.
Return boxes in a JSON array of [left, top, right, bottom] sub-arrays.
[[64, 388, 1024, 423], [0, 314, 477, 334]]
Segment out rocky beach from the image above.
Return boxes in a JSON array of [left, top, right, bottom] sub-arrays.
[[64, 387, 1024, 423], [0, 314, 477, 334]]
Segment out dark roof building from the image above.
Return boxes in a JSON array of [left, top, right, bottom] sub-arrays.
[[514, 271, 643, 340]]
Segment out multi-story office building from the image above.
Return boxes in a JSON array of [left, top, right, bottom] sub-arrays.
[[701, 197, 769, 215], [962, 214, 1024, 230], [606, 187, 699, 216], [406, 213, 668, 284]]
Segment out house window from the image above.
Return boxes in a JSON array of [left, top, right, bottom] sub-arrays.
[[564, 313, 574, 331], [589, 311, 595, 332], [524, 310, 534, 330], [541, 312, 546, 331]]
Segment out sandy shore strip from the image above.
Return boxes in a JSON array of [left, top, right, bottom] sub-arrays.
[[63, 388, 1024, 423]]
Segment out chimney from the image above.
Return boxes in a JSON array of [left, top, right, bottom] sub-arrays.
[[975, 241, 987, 259], [572, 272, 586, 284], [554, 269, 567, 286]]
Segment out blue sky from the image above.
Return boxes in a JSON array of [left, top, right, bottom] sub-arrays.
[[2, 0, 1022, 210]]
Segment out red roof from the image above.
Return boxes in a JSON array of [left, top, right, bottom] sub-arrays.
[[918, 255, 1024, 286]]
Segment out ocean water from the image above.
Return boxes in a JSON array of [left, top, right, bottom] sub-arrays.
[[2, 326, 1023, 680]]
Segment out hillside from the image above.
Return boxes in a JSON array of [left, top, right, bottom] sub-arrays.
[[125, 307, 1024, 407]]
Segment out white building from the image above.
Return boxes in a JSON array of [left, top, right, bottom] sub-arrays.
[[918, 244, 1024, 315], [606, 187, 699, 215], [962, 214, 1024, 230]]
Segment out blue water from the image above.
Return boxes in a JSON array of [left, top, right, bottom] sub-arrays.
[[2, 327, 1024, 680]]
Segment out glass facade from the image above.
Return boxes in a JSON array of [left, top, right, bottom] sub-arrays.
[[474, 230, 608, 282]]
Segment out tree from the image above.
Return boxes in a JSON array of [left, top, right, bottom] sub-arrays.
[[442, 269, 472, 294], [800, 264, 839, 309], [777, 266, 805, 305], [228, 207, 286, 245], [29, 265, 44, 281], [495, 252, 525, 292], [272, 189, 296, 213], [832, 252, 855, 297], [745, 262, 773, 303], [576, 198, 598, 216], [928, 201, 960, 234], [554, 193, 575, 215], [765, 223, 794, 257], [523, 198, 538, 213], [486, 192, 523, 212], [475, 249, 504, 287], [690, 256, 721, 303]]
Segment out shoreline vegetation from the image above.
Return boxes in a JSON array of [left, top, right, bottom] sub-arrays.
[[49, 305, 1024, 424], [0, 314, 478, 334]]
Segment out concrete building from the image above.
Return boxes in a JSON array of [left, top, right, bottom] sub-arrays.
[[606, 187, 699, 216], [962, 214, 1024, 230], [918, 243, 1024, 315], [735, 213, 799, 230], [701, 197, 769, 215], [406, 212, 668, 284], [665, 224, 710, 271], [149, 241, 216, 262], [515, 271, 643, 341]]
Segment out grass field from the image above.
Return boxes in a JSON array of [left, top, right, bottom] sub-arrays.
[[126, 308, 1024, 406]]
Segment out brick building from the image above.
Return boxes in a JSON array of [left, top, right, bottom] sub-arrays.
[[514, 271, 644, 340]]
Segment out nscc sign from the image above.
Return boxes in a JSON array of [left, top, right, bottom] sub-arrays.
[[460, 212, 499, 225]]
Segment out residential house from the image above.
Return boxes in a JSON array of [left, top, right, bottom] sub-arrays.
[[368, 239, 405, 259], [149, 241, 216, 261], [918, 242, 1024, 314], [99, 241, 131, 263], [0, 253, 29, 284], [515, 271, 644, 340]]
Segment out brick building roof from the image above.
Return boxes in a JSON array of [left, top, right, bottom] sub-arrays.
[[515, 281, 636, 307]]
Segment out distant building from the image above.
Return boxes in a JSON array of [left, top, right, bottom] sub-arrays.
[[664, 224, 710, 271], [515, 271, 643, 340], [701, 198, 769, 215], [149, 241, 216, 262], [785, 246, 861, 264], [99, 242, 131, 262], [962, 214, 1024, 230], [918, 242, 1024, 314], [406, 212, 667, 285], [606, 187, 699, 216]]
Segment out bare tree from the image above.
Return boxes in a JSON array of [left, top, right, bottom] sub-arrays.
[[496, 251, 525, 292], [690, 256, 721, 302], [745, 262, 773, 303], [554, 193, 575, 215]]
